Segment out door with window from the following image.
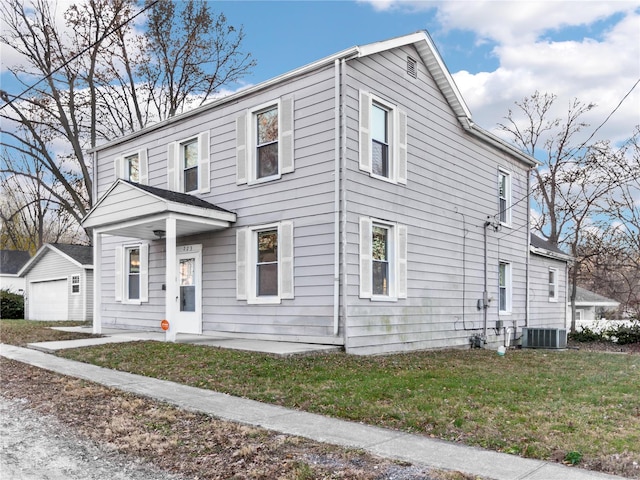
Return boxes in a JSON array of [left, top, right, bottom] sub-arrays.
[[176, 245, 202, 334]]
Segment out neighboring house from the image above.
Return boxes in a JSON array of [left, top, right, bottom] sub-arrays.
[[18, 244, 93, 321], [528, 234, 572, 330], [0, 250, 30, 293], [569, 286, 620, 323], [84, 31, 547, 354]]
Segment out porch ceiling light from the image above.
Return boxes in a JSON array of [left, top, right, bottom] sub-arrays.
[[153, 229, 166, 239]]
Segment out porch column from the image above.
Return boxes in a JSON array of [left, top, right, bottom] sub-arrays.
[[165, 217, 178, 342], [92, 229, 102, 334]]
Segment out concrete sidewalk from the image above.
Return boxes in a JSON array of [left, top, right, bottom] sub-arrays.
[[0, 343, 624, 480]]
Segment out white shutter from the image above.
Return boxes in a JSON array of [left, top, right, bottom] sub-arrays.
[[236, 113, 248, 185], [397, 109, 407, 185], [280, 97, 294, 174], [114, 156, 123, 181], [359, 91, 372, 173], [236, 228, 248, 300], [359, 217, 372, 298], [167, 142, 177, 191], [114, 246, 123, 301], [279, 221, 294, 299], [139, 149, 149, 185], [397, 224, 408, 299], [198, 131, 210, 193], [140, 243, 149, 302]]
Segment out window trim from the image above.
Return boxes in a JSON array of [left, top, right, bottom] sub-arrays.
[[180, 137, 199, 193], [114, 149, 148, 184], [236, 221, 294, 305], [115, 243, 149, 304], [236, 97, 294, 186], [359, 91, 407, 185], [167, 132, 210, 194], [71, 275, 81, 295], [498, 261, 512, 315], [498, 169, 512, 226], [359, 217, 407, 301], [548, 268, 559, 302]]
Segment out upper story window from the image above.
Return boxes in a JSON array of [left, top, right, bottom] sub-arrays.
[[71, 275, 80, 294], [167, 132, 210, 194], [359, 91, 407, 184], [548, 268, 558, 302], [498, 170, 511, 225], [499, 261, 511, 314], [236, 221, 294, 304], [236, 97, 294, 185], [114, 149, 148, 184], [359, 217, 407, 301], [182, 139, 199, 193]]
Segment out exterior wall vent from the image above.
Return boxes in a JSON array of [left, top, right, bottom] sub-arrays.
[[521, 328, 567, 349], [407, 56, 417, 79]]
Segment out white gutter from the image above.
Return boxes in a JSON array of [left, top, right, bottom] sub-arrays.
[[333, 59, 341, 336]]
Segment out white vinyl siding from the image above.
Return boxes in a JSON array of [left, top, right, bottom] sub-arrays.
[[359, 91, 407, 184], [114, 149, 148, 184], [236, 97, 294, 185], [236, 221, 294, 304], [167, 132, 210, 193], [359, 217, 407, 301]]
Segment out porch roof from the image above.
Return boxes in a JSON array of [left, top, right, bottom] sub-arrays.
[[82, 180, 236, 240]]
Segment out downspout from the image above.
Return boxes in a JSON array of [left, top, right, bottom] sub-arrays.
[[525, 168, 531, 327], [333, 58, 341, 336], [340, 59, 349, 347], [483, 220, 490, 340]]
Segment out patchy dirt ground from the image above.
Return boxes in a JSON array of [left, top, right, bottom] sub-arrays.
[[567, 339, 640, 354], [0, 359, 478, 480]]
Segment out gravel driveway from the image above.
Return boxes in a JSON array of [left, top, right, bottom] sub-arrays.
[[0, 397, 186, 480]]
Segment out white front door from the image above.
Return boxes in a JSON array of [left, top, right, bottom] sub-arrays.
[[176, 245, 202, 334]]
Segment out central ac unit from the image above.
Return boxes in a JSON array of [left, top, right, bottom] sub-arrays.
[[521, 328, 567, 349]]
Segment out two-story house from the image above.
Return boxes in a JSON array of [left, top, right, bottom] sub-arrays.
[[84, 31, 561, 355]]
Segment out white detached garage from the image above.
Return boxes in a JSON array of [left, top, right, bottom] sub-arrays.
[[19, 244, 93, 322]]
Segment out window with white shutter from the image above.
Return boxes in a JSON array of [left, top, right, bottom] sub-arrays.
[[236, 97, 294, 185], [359, 217, 407, 301], [167, 132, 210, 193], [114, 149, 148, 185], [116, 243, 149, 304], [359, 91, 407, 184], [236, 221, 294, 304]]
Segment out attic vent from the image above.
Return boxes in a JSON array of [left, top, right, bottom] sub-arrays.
[[521, 328, 567, 349], [406, 56, 417, 79]]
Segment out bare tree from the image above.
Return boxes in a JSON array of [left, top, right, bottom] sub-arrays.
[[499, 92, 639, 331], [0, 0, 255, 245]]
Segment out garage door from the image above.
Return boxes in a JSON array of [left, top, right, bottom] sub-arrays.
[[29, 279, 68, 320]]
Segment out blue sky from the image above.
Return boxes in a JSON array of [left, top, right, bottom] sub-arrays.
[[1, 0, 638, 146], [213, 1, 639, 146]]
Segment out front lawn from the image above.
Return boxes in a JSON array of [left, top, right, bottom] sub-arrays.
[[55, 340, 640, 478], [0, 319, 97, 346]]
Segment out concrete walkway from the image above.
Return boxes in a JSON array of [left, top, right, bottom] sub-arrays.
[[0, 341, 624, 480]]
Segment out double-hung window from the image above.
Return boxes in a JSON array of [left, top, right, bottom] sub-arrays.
[[498, 261, 511, 314], [548, 268, 558, 302], [167, 132, 210, 194], [236, 221, 294, 304], [114, 149, 148, 184], [115, 243, 149, 303], [71, 275, 80, 294], [359, 217, 407, 301], [236, 97, 294, 185], [359, 91, 407, 184], [498, 170, 511, 225]]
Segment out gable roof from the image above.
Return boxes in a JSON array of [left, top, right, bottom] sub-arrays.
[[573, 286, 620, 307], [82, 179, 236, 240], [530, 234, 572, 262], [18, 243, 93, 277], [90, 31, 537, 168], [0, 250, 31, 275]]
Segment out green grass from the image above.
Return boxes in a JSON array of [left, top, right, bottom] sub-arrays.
[[54, 341, 640, 469]]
